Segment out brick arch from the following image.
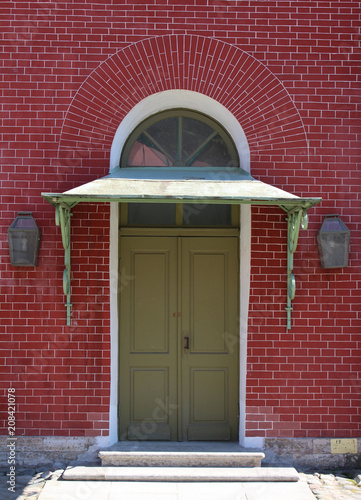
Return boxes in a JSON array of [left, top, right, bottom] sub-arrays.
[[58, 35, 307, 176]]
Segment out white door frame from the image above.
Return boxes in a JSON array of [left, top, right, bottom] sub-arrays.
[[108, 90, 259, 447]]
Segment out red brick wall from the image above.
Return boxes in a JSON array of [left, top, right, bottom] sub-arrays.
[[1, 1, 360, 439]]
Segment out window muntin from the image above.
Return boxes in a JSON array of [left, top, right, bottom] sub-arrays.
[[121, 110, 239, 169]]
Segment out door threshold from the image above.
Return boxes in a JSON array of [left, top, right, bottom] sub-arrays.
[[102, 441, 259, 452]]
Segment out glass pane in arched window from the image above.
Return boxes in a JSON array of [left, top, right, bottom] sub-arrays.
[[191, 134, 233, 167], [146, 117, 178, 162], [181, 117, 215, 166]]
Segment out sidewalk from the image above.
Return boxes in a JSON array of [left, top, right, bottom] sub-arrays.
[[2, 464, 361, 500], [37, 479, 315, 500]]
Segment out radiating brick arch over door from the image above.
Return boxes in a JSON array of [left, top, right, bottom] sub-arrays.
[[59, 34, 307, 169]]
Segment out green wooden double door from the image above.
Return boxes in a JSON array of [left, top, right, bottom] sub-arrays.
[[119, 236, 239, 441]]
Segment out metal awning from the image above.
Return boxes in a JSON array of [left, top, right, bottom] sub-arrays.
[[42, 167, 320, 210], [41, 167, 321, 329]]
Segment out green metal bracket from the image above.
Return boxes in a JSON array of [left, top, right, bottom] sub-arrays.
[[55, 203, 74, 326], [285, 207, 309, 330]]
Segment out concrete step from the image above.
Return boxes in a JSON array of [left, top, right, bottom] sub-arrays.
[[39, 479, 316, 500], [99, 450, 265, 467], [63, 466, 299, 482]]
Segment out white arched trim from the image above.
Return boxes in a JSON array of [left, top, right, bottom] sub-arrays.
[[110, 90, 250, 173], [108, 90, 253, 447]]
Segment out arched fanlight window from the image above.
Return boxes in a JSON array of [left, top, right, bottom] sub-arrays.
[[120, 110, 239, 168]]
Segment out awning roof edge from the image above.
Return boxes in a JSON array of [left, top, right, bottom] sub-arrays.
[[42, 191, 321, 212], [41, 172, 321, 211]]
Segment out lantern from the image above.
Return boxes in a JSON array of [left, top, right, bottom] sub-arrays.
[[8, 212, 41, 267], [316, 215, 350, 269]]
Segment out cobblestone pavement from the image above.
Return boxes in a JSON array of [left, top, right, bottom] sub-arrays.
[[299, 470, 361, 500], [1, 465, 361, 499]]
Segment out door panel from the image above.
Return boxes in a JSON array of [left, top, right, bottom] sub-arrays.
[[192, 369, 227, 421], [119, 237, 178, 441], [132, 252, 169, 352], [119, 236, 239, 441], [181, 238, 239, 441], [192, 253, 226, 352], [188, 368, 230, 440], [128, 368, 171, 440]]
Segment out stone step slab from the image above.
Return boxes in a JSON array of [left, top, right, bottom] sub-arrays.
[[63, 466, 299, 482], [39, 479, 316, 500], [99, 450, 265, 467]]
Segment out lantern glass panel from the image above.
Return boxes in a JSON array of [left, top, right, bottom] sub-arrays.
[[8, 213, 41, 267], [316, 216, 350, 269], [12, 217, 36, 229]]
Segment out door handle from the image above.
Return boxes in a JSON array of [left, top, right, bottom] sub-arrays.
[[184, 336, 190, 351]]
